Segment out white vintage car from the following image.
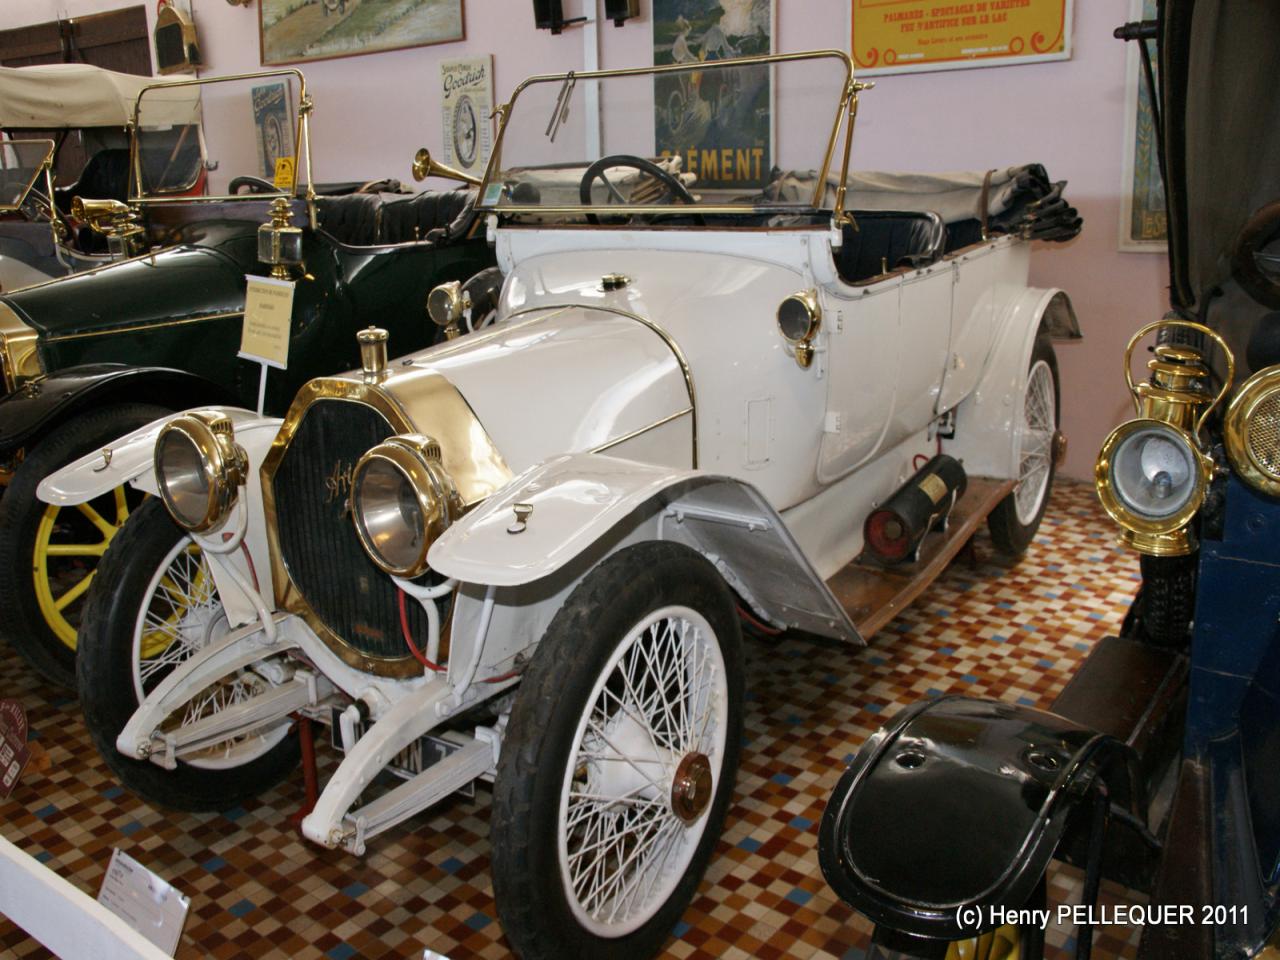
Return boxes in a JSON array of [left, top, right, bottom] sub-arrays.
[[41, 50, 1081, 959]]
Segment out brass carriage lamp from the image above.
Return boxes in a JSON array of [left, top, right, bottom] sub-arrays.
[[1095, 319, 1234, 556], [71, 197, 145, 258], [257, 197, 304, 281]]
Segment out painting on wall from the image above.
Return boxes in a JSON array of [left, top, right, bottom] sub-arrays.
[[260, 0, 464, 67], [851, 0, 1073, 76], [1119, 0, 1166, 251], [439, 55, 493, 176], [251, 80, 296, 180], [652, 0, 773, 191]]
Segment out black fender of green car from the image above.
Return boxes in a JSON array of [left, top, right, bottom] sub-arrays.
[[0, 363, 238, 452]]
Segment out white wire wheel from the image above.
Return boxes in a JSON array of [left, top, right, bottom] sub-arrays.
[[77, 498, 299, 811], [988, 337, 1060, 556], [130, 531, 289, 771], [491, 541, 744, 960]]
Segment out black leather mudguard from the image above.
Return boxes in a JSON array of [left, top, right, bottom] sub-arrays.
[[819, 696, 1143, 941], [0, 363, 237, 452]]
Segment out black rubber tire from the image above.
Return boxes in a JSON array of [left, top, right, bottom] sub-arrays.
[[491, 541, 744, 960], [77, 498, 300, 811], [1136, 552, 1197, 648], [987, 336, 1060, 557], [0, 403, 171, 688]]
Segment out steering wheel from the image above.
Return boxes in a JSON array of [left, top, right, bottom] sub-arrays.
[[1232, 201, 1280, 309], [578, 154, 701, 225], [229, 175, 279, 195]]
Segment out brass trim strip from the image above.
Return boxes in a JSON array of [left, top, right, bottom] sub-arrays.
[[412, 307, 573, 364], [45, 310, 244, 343], [590, 407, 693, 455], [568, 305, 699, 468], [12, 246, 171, 293]]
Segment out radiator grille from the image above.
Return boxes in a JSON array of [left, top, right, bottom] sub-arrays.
[[1247, 393, 1280, 476], [272, 398, 428, 664]]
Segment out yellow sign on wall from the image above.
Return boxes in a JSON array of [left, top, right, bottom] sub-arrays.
[[851, 0, 1073, 75]]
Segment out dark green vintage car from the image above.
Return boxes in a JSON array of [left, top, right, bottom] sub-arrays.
[[0, 70, 494, 687]]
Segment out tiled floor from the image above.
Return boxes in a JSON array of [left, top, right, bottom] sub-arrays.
[[0, 480, 1147, 959]]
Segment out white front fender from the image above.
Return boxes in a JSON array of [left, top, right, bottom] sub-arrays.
[[35, 407, 274, 505], [428, 453, 861, 643]]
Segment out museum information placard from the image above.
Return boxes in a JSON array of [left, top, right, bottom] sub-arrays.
[[852, 0, 1073, 76]]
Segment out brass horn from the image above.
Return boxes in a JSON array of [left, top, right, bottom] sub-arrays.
[[411, 148, 481, 187], [71, 197, 143, 240]]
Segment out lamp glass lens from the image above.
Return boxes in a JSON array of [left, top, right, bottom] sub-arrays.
[[356, 457, 426, 572], [1111, 424, 1198, 519], [158, 429, 210, 528], [777, 297, 814, 342]]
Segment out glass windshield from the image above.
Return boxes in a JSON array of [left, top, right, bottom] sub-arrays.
[[133, 70, 307, 202], [479, 51, 852, 219], [0, 138, 54, 213]]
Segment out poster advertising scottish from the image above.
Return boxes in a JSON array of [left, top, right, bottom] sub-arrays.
[[251, 81, 295, 180], [1119, 0, 1165, 250], [653, 0, 773, 191], [851, 0, 1072, 76], [440, 56, 493, 176]]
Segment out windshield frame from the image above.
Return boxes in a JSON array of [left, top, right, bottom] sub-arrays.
[[0, 137, 55, 215], [129, 68, 312, 206], [476, 49, 858, 220]]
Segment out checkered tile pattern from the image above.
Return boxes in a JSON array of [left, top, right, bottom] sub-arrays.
[[0, 481, 1144, 959]]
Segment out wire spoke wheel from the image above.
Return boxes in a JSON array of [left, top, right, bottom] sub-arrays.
[[560, 607, 728, 935], [131, 531, 287, 771], [987, 338, 1060, 557], [1014, 358, 1056, 525], [492, 541, 743, 959]]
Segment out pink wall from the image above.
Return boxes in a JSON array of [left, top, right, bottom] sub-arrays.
[[4, 0, 1166, 480]]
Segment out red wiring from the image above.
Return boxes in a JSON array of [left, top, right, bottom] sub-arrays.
[[239, 542, 261, 592], [912, 453, 929, 470], [397, 588, 446, 672], [736, 603, 782, 636]]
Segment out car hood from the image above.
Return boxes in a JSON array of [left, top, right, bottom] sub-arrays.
[[0, 220, 258, 338], [395, 304, 694, 473]]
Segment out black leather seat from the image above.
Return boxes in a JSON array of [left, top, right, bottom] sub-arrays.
[[836, 210, 946, 284], [376, 190, 472, 244], [54, 148, 132, 212], [314, 193, 383, 246], [315, 190, 475, 247]]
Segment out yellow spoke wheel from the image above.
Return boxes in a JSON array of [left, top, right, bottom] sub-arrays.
[[946, 925, 1021, 960], [32, 486, 140, 651]]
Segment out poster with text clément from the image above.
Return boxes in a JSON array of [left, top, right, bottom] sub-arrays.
[[851, 0, 1073, 76]]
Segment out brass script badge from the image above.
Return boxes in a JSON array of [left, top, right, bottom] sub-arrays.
[[325, 460, 354, 505]]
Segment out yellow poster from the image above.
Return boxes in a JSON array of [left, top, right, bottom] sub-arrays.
[[239, 276, 294, 369], [851, 0, 1072, 75]]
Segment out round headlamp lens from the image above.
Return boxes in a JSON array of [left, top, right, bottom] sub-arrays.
[[777, 293, 818, 343], [354, 456, 426, 574], [157, 427, 211, 530], [1110, 423, 1199, 519]]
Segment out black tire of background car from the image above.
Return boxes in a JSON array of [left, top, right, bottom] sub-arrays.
[[0, 403, 171, 689], [490, 540, 744, 960], [987, 336, 1061, 557], [76, 497, 301, 811], [1135, 552, 1198, 649]]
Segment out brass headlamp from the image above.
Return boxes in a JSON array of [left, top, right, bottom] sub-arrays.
[[155, 411, 249, 532], [1095, 319, 1234, 556], [257, 196, 304, 280], [350, 434, 461, 578], [427, 281, 467, 340]]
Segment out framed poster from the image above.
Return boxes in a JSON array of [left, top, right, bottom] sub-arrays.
[[260, 0, 464, 67], [652, 0, 774, 191], [440, 55, 493, 176], [851, 0, 1073, 76], [251, 80, 296, 180], [1119, 0, 1166, 251]]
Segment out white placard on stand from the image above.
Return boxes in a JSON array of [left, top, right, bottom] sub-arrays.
[[96, 849, 189, 957], [239, 274, 295, 414]]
